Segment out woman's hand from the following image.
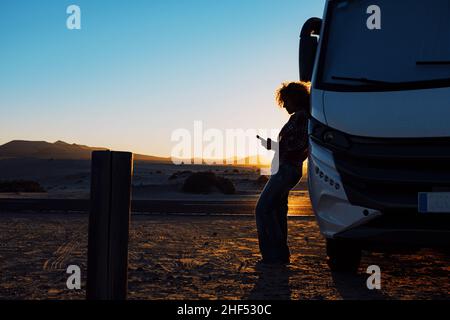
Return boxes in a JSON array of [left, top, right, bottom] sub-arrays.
[[258, 136, 279, 151]]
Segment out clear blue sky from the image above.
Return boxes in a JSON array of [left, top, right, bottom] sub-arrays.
[[0, 0, 324, 156]]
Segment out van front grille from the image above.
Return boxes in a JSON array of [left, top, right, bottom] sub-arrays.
[[333, 136, 450, 211]]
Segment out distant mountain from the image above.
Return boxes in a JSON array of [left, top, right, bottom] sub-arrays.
[[0, 140, 171, 163]]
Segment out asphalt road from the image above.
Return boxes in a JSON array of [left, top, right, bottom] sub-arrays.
[[0, 197, 314, 216]]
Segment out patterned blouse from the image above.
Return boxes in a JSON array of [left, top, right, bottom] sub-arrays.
[[278, 109, 310, 166]]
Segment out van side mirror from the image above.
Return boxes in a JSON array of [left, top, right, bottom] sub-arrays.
[[299, 17, 322, 82]]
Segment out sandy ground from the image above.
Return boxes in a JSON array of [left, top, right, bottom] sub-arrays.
[[0, 213, 448, 300]]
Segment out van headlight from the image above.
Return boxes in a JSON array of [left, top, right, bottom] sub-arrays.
[[309, 118, 351, 150]]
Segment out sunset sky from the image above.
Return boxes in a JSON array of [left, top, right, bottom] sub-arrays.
[[0, 0, 323, 157]]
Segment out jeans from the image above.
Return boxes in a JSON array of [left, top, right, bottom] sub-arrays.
[[255, 162, 302, 262]]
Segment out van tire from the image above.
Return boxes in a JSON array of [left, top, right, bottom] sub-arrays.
[[326, 239, 361, 273]]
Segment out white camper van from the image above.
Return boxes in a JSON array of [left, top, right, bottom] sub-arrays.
[[300, 0, 450, 271]]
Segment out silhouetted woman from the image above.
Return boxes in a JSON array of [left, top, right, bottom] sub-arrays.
[[256, 81, 310, 265]]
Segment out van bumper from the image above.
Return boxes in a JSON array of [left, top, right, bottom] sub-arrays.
[[308, 140, 450, 247], [334, 213, 450, 249]]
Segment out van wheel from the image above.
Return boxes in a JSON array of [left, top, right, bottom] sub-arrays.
[[326, 239, 361, 273]]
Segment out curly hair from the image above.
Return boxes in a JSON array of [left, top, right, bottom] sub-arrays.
[[275, 81, 311, 111]]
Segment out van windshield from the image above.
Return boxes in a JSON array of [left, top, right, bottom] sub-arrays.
[[319, 0, 450, 89]]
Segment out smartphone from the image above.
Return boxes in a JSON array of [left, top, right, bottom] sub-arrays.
[[256, 135, 271, 150]]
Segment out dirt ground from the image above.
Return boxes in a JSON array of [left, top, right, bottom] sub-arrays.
[[0, 213, 448, 300]]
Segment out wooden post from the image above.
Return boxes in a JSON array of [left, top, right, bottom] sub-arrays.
[[87, 151, 133, 300]]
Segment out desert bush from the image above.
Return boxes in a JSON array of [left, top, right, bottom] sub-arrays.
[[216, 176, 236, 195], [168, 173, 178, 180], [182, 172, 236, 195], [0, 180, 46, 193], [183, 172, 217, 194], [169, 170, 193, 181]]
